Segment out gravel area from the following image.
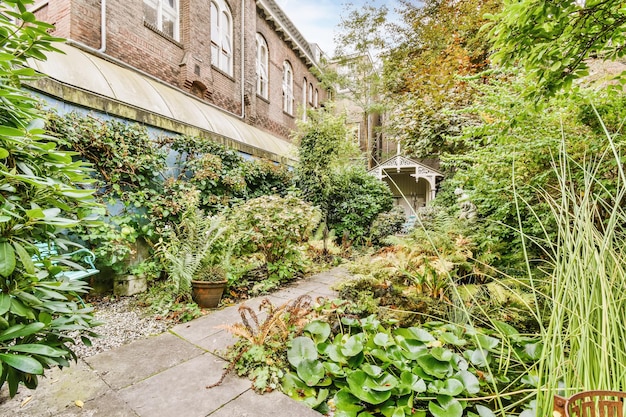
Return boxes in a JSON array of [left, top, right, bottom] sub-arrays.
[[71, 296, 173, 358]]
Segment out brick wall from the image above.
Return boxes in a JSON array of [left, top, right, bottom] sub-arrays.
[[34, 0, 326, 142]]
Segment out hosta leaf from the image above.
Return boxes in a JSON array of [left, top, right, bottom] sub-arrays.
[[428, 395, 463, 417], [400, 371, 427, 393], [305, 320, 331, 344], [475, 405, 497, 417], [455, 370, 480, 394], [416, 355, 451, 379], [296, 359, 325, 386], [373, 332, 393, 347], [288, 337, 317, 368], [0, 353, 44, 375], [347, 371, 392, 405], [341, 334, 364, 357], [395, 327, 435, 342]]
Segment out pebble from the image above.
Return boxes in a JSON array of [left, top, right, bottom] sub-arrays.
[[69, 296, 172, 358]]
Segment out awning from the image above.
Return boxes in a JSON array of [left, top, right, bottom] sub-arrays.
[[26, 43, 296, 163]]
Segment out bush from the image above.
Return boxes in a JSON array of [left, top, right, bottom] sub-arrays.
[[225, 195, 321, 285], [0, 1, 100, 396], [327, 166, 394, 245], [369, 206, 406, 244]]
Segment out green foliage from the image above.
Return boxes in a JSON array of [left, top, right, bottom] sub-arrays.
[[369, 206, 405, 245], [284, 315, 538, 416], [382, 0, 500, 158], [441, 74, 625, 256], [225, 195, 321, 285], [327, 165, 394, 244], [157, 201, 226, 299], [488, 0, 626, 97], [0, 1, 99, 396]]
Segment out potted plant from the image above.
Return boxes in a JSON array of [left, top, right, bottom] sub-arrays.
[[190, 262, 228, 308], [158, 204, 227, 308]]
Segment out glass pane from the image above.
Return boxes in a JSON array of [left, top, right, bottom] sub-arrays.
[[162, 16, 174, 38], [143, 2, 158, 26]]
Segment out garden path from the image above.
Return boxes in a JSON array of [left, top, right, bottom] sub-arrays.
[[0, 267, 351, 417]]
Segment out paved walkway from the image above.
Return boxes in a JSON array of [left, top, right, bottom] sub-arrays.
[[0, 267, 351, 417]]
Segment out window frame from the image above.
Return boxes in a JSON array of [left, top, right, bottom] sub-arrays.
[[210, 0, 233, 76], [143, 0, 179, 41], [282, 61, 294, 115], [256, 33, 269, 99]]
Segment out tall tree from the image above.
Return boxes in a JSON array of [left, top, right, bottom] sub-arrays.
[[382, 0, 500, 159], [331, 1, 388, 168]]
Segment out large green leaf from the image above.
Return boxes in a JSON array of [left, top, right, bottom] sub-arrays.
[[0, 353, 44, 375], [6, 344, 67, 357], [454, 370, 480, 394], [288, 337, 318, 368], [400, 371, 427, 393], [395, 327, 435, 342], [341, 334, 364, 357], [428, 395, 463, 417], [296, 359, 325, 386], [13, 241, 35, 274], [416, 355, 451, 379], [0, 323, 45, 342], [305, 320, 331, 344], [428, 379, 464, 396], [0, 293, 11, 315], [347, 370, 392, 404], [0, 241, 16, 277]]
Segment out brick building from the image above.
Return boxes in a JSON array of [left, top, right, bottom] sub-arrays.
[[27, 0, 327, 163]]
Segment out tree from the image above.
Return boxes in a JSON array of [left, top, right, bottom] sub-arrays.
[[382, 0, 500, 159], [488, 0, 626, 97], [330, 1, 388, 168], [0, 0, 99, 396]]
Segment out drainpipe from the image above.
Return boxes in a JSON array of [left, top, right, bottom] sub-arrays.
[[239, 0, 245, 118]]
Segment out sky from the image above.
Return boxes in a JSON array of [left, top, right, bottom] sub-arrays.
[[275, 0, 400, 56]]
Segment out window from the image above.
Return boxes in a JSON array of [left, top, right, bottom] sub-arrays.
[[309, 83, 314, 104], [302, 78, 307, 120], [282, 61, 294, 115], [256, 33, 269, 99], [143, 0, 179, 40], [315, 89, 319, 108], [211, 0, 233, 75]]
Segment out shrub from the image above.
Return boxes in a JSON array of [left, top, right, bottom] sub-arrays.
[[326, 165, 394, 245], [225, 195, 321, 284], [0, 1, 100, 396], [369, 206, 406, 245]]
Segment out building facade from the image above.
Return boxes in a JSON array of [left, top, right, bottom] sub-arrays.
[[28, 0, 326, 162]]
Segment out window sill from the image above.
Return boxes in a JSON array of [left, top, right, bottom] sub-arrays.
[[144, 21, 183, 48], [257, 94, 270, 104], [211, 65, 235, 81]]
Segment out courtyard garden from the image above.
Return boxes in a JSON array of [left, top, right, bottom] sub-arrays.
[[2, 0, 626, 416]]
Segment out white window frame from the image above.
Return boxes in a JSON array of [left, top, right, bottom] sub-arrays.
[[282, 61, 294, 115], [309, 83, 314, 104], [256, 33, 269, 99], [143, 0, 179, 40], [211, 0, 233, 75], [302, 78, 308, 121]]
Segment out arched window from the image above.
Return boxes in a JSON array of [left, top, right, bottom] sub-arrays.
[[210, 0, 233, 75], [256, 33, 269, 99], [282, 61, 294, 115], [302, 78, 308, 120], [143, 0, 179, 40], [309, 83, 314, 104], [315, 89, 319, 108]]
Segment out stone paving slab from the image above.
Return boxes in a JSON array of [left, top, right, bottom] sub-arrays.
[[0, 267, 350, 417], [118, 353, 250, 417], [85, 332, 204, 390], [0, 360, 110, 417], [208, 389, 322, 417]]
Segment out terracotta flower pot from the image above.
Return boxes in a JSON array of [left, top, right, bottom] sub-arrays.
[[191, 280, 227, 308]]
